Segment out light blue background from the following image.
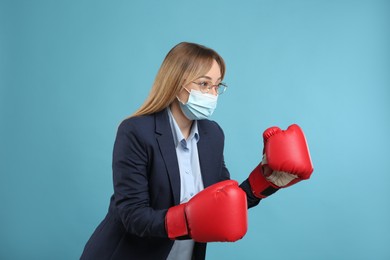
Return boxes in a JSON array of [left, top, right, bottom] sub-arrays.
[[1, 0, 389, 259]]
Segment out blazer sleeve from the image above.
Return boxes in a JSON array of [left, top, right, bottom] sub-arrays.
[[112, 119, 167, 238]]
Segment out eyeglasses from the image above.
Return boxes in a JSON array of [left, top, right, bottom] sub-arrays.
[[191, 80, 228, 95]]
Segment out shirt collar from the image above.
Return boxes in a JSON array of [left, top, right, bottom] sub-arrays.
[[167, 107, 199, 147]]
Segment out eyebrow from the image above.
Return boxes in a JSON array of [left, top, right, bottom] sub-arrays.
[[196, 76, 222, 81]]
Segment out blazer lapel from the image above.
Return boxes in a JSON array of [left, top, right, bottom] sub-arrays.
[[155, 109, 181, 205], [197, 121, 215, 188]]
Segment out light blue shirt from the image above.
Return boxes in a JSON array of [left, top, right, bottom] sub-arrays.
[[166, 108, 204, 260]]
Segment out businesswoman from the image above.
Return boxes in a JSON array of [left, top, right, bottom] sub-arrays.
[[80, 42, 313, 260]]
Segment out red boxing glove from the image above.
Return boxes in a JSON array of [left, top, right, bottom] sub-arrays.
[[165, 180, 248, 242], [249, 124, 314, 198]]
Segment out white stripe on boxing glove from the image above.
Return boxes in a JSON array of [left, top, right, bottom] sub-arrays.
[[262, 154, 298, 187]]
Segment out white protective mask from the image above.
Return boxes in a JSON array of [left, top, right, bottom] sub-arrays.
[[177, 89, 218, 120]]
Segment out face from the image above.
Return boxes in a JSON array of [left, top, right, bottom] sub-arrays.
[[177, 59, 222, 103]]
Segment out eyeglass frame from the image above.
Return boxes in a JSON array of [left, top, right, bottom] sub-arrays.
[[190, 80, 228, 95]]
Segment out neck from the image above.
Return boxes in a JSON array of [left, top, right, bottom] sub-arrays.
[[170, 100, 193, 139]]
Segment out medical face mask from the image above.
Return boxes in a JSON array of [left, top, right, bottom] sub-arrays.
[[177, 88, 218, 120]]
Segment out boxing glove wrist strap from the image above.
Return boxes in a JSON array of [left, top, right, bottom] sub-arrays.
[[248, 163, 279, 198], [165, 203, 188, 239]]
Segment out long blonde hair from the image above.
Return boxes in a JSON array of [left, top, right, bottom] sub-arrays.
[[131, 42, 226, 117]]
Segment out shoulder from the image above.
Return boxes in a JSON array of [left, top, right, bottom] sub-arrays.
[[117, 114, 156, 138], [119, 114, 154, 128]]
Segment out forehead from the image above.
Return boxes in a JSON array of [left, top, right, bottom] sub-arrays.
[[198, 60, 221, 80]]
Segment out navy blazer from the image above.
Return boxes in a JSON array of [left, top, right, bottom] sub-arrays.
[[80, 109, 260, 260]]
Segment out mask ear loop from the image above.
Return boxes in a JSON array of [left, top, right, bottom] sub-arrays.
[[176, 96, 185, 104], [182, 87, 191, 94], [176, 86, 191, 104]]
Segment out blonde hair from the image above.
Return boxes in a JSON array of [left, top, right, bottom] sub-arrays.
[[131, 42, 225, 117]]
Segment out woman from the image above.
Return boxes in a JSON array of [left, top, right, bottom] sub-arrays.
[[80, 42, 313, 259]]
